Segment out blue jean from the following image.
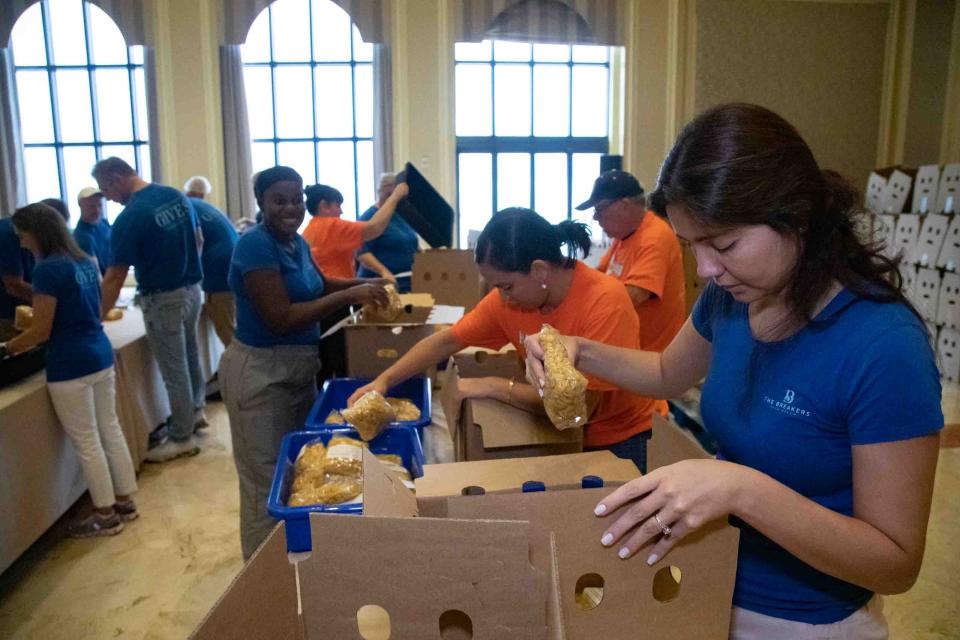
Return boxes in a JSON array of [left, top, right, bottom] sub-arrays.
[[140, 284, 205, 441], [586, 430, 651, 474]]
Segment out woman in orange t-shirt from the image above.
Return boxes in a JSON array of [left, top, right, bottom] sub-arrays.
[[349, 208, 654, 471], [301, 182, 408, 279]]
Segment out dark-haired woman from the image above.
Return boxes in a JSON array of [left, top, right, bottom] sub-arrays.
[[2, 203, 138, 537], [349, 207, 654, 469], [525, 103, 942, 638], [220, 166, 391, 559]]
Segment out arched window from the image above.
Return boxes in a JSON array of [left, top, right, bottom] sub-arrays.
[[242, 0, 375, 223], [11, 0, 151, 223]]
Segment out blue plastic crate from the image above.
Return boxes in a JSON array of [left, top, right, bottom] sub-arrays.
[[267, 428, 425, 553], [305, 377, 432, 437]]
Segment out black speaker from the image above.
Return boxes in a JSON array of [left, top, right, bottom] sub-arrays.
[[600, 155, 623, 173]]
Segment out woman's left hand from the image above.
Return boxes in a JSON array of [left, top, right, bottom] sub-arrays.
[[594, 459, 751, 564]]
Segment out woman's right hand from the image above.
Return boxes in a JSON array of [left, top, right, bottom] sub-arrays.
[[390, 182, 410, 201], [523, 331, 580, 392], [348, 378, 388, 407], [346, 283, 390, 308]]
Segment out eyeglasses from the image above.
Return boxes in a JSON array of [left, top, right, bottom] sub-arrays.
[[593, 199, 617, 216]]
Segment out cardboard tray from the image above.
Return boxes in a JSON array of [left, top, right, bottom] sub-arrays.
[[266, 428, 425, 553], [304, 376, 432, 434]]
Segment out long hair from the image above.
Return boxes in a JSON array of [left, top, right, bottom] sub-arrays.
[[476, 207, 592, 273], [11, 203, 88, 261], [649, 103, 915, 325]]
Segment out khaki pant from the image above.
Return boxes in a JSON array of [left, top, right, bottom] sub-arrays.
[[730, 596, 888, 640], [204, 291, 236, 348], [220, 340, 319, 560]]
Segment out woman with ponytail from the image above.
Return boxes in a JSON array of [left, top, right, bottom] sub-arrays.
[[349, 207, 654, 469], [525, 104, 942, 638]]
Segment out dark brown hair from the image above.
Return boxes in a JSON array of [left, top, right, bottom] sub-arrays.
[[649, 103, 914, 324], [12, 203, 87, 261], [91, 156, 136, 181], [476, 207, 591, 273]]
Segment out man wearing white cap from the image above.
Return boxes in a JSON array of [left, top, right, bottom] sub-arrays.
[[184, 176, 212, 200], [73, 187, 112, 276]]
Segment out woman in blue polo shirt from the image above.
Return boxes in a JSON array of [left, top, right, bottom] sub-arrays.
[[2, 203, 138, 538], [525, 104, 942, 638], [220, 165, 390, 559]]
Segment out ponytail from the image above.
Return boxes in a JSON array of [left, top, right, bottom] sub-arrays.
[[476, 208, 592, 273], [554, 220, 592, 262]]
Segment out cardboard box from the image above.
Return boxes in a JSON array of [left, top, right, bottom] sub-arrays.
[[441, 349, 583, 460], [936, 164, 960, 214], [192, 449, 740, 640], [413, 249, 486, 311]]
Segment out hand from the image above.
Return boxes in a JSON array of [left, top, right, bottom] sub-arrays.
[[522, 331, 580, 392], [348, 378, 388, 407], [390, 182, 410, 201], [593, 459, 749, 565], [346, 283, 390, 308], [382, 272, 398, 284], [369, 277, 396, 288]]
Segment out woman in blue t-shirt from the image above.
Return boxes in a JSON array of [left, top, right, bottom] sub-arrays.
[[2, 203, 139, 538], [525, 104, 942, 638], [219, 165, 390, 560], [356, 172, 420, 292]]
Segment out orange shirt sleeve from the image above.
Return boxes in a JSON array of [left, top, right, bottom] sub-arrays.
[[334, 218, 365, 251], [449, 290, 511, 351]]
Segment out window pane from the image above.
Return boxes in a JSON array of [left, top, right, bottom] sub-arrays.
[[15, 71, 55, 143], [277, 140, 316, 186], [133, 68, 149, 140], [572, 45, 608, 63], [242, 8, 271, 63], [88, 4, 128, 66], [312, 0, 352, 61], [572, 66, 608, 137], [101, 143, 137, 170], [56, 69, 94, 143], [572, 153, 602, 236], [458, 153, 493, 247], [356, 140, 375, 216], [314, 66, 354, 137], [95, 69, 134, 141], [455, 64, 491, 136], [534, 153, 568, 224], [496, 153, 530, 210], [105, 201, 124, 224], [138, 144, 152, 183], [533, 44, 570, 62], [24, 147, 60, 204], [455, 41, 491, 62], [533, 64, 570, 137], [130, 45, 144, 65], [354, 63, 373, 138], [352, 28, 373, 62], [274, 65, 313, 138], [270, 0, 311, 62], [494, 65, 530, 136], [493, 41, 531, 62], [48, 0, 88, 65], [252, 142, 277, 173], [244, 66, 275, 140], [11, 4, 47, 66], [62, 145, 98, 213], [317, 141, 356, 215]]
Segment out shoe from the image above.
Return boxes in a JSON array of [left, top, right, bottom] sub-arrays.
[[67, 511, 124, 538], [145, 436, 200, 463], [115, 499, 140, 522], [193, 409, 210, 432]]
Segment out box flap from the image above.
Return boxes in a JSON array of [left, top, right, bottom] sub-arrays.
[[472, 398, 582, 448], [361, 448, 419, 518], [648, 413, 710, 470], [299, 515, 548, 639], [415, 450, 639, 498], [190, 524, 301, 640], [453, 349, 523, 379]]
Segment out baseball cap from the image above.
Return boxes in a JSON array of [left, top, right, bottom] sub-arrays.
[[575, 170, 644, 210], [77, 186, 102, 200]]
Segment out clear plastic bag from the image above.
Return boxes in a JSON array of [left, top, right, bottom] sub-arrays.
[[539, 323, 588, 431], [385, 397, 421, 422], [316, 473, 364, 505], [362, 283, 403, 323], [324, 410, 346, 425], [323, 435, 367, 477], [341, 391, 396, 441]]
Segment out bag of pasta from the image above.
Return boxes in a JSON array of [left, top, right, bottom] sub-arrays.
[[539, 323, 588, 431], [362, 283, 403, 323], [341, 391, 396, 441], [376, 453, 415, 490], [323, 435, 367, 477], [316, 473, 363, 505], [324, 410, 346, 425], [386, 397, 421, 422], [294, 439, 327, 475]]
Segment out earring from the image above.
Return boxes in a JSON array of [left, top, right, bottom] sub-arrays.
[[541, 283, 547, 290]]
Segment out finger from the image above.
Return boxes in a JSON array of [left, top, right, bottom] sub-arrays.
[[594, 473, 660, 517], [525, 357, 545, 391], [599, 491, 666, 549], [644, 521, 688, 566]]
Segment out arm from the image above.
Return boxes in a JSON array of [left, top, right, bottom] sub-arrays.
[[1, 275, 32, 303], [5, 293, 55, 354], [624, 284, 653, 309], [100, 265, 129, 319], [357, 252, 396, 283], [324, 275, 391, 293], [359, 183, 409, 241]]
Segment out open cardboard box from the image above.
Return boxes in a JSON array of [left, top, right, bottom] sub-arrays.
[[412, 249, 486, 312], [441, 348, 582, 460], [192, 445, 739, 640]]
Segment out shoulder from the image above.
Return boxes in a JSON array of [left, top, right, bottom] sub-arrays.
[[830, 296, 928, 353], [638, 213, 679, 247], [359, 206, 377, 221], [578, 262, 633, 303], [235, 226, 274, 254]]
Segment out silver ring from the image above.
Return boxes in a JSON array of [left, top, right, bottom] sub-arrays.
[[654, 512, 672, 536]]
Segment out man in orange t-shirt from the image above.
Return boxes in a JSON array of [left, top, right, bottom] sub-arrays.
[[302, 182, 408, 279], [576, 170, 687, 430]]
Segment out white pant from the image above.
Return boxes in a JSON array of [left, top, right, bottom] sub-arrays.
[[730, 596, 888, 640], [47, 366, 138, 509]]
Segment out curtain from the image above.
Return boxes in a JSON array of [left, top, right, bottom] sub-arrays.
[[143, 47, 163, 183], [219, 45, 255, 221], [455, 0, 628, 46], [372, 43, 394, 181], [0, 48, 26, 214]]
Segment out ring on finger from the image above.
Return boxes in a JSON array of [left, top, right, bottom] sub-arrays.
[[653, 512, 672, 536]]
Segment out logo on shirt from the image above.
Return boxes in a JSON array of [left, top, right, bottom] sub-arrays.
[[762, 388, 812, 418], [607, 254, 625, 277], [154, 201, 190, 229], [75, 264, 99, 288]]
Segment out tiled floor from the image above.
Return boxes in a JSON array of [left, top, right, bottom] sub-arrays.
[[0, 402, 957, 639]]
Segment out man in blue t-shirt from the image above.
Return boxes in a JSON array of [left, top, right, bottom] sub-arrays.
[[72, 187, 112, 275], [190, 197, 238, 347], [93, 157, 206, 463], [0, 216, 34, 340]]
